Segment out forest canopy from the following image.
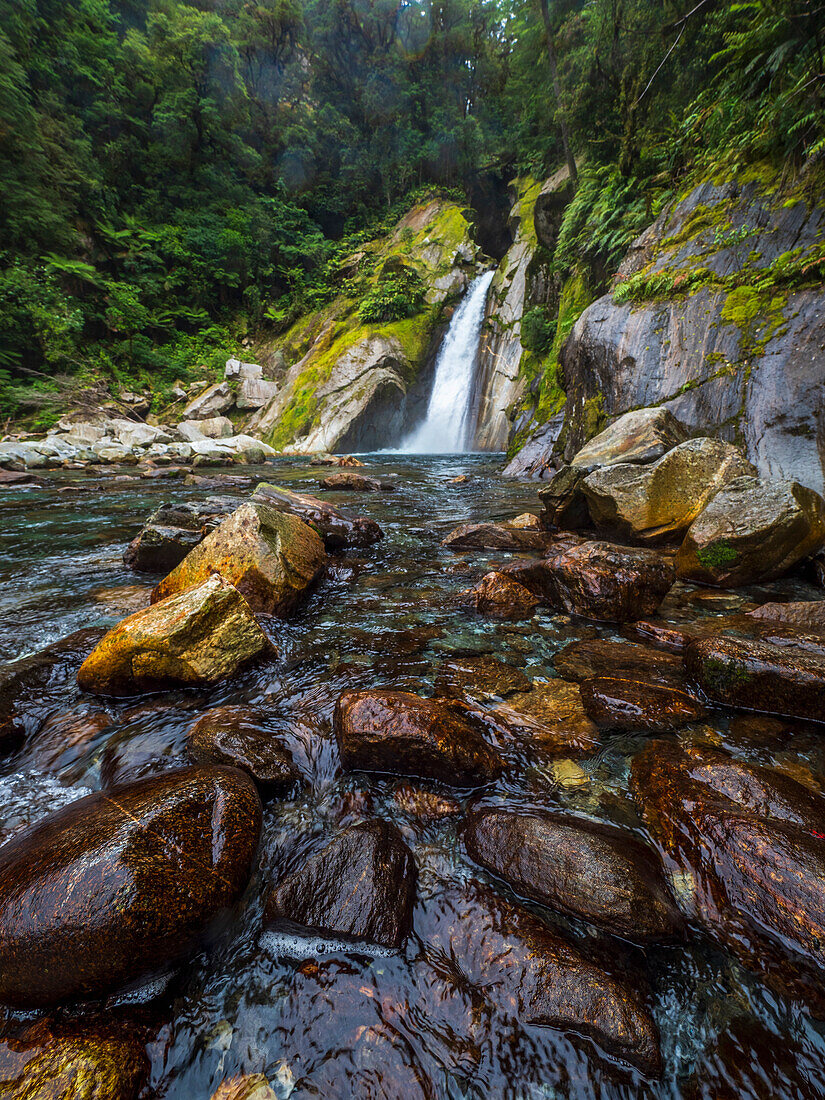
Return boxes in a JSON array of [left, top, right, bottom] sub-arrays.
[[1, 0, 823, 419]]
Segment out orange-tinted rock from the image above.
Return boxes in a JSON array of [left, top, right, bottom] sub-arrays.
[[685, 635, 825, 723], [392, 783, 461, 821], [265, 820, 415, 948], [443, 521, 549, 552], [318, 471, 394, 491], [631, 741, 825, 1008], [434, 655, 531, 700], [210, 1075, 277, 1100], [188, 707, 302, 792], [460, 571, 540, 620], [418, 883, 661, 1076], [580, 678, 706, 732], [77, 575, 269, 697], [252, 481, 382, 549], [335, 689, 505, 786], [554, 638, 686, 688], [0, 766, 261, 1007], [487, 680, 600, 757], [152, 502, 326, 616], [748, 599, 825, 631], [463, 809, 681, 941], [0, 1015, 150, 1100]]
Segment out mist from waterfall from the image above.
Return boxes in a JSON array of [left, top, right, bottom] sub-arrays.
[[398, 270, 494, 453]]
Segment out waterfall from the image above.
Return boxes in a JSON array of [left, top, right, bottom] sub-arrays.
[[399, 270, 494, 453]]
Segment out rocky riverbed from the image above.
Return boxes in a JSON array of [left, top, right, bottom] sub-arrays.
[[2, 448, 825, 1098]]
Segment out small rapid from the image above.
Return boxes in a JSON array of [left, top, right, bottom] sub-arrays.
[[399, 270, 494, 453]]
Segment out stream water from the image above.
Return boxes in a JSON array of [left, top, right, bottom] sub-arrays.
[[1, 455, 825, 1098]]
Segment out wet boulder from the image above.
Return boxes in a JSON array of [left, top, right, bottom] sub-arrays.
[[747, 599, 825, 632], [188, 707, 303, 792], [78, 575, 269, 696], [522, 541, 675, 622], [252, 481, 382, 549], [0, 766, 261, 1007], [582, 438, 756, 543], [0, 1015, 150, 1100], [265, 820, 415, 949], [123, 498, 238, 573], [580, 677, 706, 733], [434, 655, 531, 700], [460, 570, 541, 620], [677, 475, 825, 586], [537, 465, 593, 529], [554, 638, 687, 689], [685, 635, 825, 724], [318, 471, 395, 491], [419, 883, 662, 1076], [442, 520, 549, 552], [632, 741, 825, 1006], [487, 679, 600, 757], [462, 809, 681, 941], [571, 407, 689, 469], [152, 501, 326, 615], [335, 689, 505, 786]]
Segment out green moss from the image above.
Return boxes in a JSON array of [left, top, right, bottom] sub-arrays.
[[582, 392, 607, 441], [696, 539, 738, 570], [720, 285, 761, 327], [702, 655, 752, 694]]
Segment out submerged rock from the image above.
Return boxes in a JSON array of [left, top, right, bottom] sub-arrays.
[[580, 677, 706, 733], [252, 481, 382, 549], [210, 1075, 277, 1100], [463, 809, 681, 941], [460, 570, 541, 621], [554, 638, 686, 688], [335, 689, 505, 786], [152, 501, 326, 615], [188, 707, 302, 792], [0, 1016, 150, 1100], [265, 820, 415, 949], [419, 883, 662, 1075], [685, 636, 825, 723], [582, 438, 756, 542], [488, 679, 600, 757], [434, 655, 531, 700], [677, 475, 825, 586], [571, 407, 689, 469], [0, 766, 261, 1007], [78, 575, 269, 696]]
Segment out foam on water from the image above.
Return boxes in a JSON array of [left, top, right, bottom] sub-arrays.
[[260, 929, 396, 960]]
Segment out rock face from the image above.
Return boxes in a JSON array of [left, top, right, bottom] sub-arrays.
[[265, 820, 415, 949], [420, 883, 662, 1075], [557, 179, 825, 495], [501, 413, 565, 479], [460, 571, 541, 621], [463, 809, 681, 941], [248, 198, 481, 453], [580, 678, 705, 732], [0, 766, 261, 1007], [685, 636, 825, 723], [189, 708, 302, 791], [151, 502, 326, 615], [77, 575, 269, 696], [631, 741, 825, 1007], [512, 541, 675, 622], [572, 407, 689, 469], [335, 689, 505, 786], [251, 481, 382, 549], [676, 475, 825, 585], [582, 439, 756, 542]]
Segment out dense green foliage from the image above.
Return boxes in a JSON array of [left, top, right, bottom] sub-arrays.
[[1, 0, 823, 418]]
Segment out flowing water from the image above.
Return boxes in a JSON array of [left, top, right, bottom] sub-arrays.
[[400, 272, 495, 454], [1, 456, 825, 1098]]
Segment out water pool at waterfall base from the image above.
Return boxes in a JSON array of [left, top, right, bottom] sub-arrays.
[[1, 454, 825, 1099]]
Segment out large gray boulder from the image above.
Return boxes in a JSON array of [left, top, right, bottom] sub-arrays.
[[182, 382, 234, 420], [236, 378, 278, 410]]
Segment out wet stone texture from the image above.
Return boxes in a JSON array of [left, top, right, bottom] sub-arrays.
[[580, 677, 707, 733], [265, 820, 415, 949], [252, 481, 383, 549], [188, 707, 303, 793], [460, 570, 541, 620], [0, 766, 261, 1007]]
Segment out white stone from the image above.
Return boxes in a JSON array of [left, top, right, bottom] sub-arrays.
[[236, 378, 278, 410], [182, 381, 234, 420], [176, 421, 206, 442], [225, 358, 263, 381], [196, 416, 234, 439], [110, 419, 172, 449]]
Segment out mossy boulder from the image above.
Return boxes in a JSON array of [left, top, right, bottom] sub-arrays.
[[571, 407, 689, 469], [152, 501, 326, 615], [677, 475, 825, 585], [78, 575, 269, 697]]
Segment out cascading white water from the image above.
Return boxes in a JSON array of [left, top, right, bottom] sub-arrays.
[[398, 270, 494, 453]]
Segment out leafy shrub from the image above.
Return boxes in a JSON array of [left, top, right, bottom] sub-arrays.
[[521, 307, 555, 355], [358, 267, 426, 324]]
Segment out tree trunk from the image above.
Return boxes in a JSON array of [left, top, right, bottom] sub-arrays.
[[538, 0, 578, 185]]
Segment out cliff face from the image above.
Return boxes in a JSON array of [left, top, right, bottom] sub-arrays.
[[246, 199, 483, 453], [560, 176, 825, 493]]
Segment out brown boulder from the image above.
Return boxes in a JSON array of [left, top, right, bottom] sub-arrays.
[[419, 883, 661, 1075], [188, 707, 302, 792], [580, 677, 706, 732], [152, 501, 326, 616], [434, 655, 531, 700], [252, 481, 382, 549], [554, 638, 686, 689], [265, 820, 415, 949], [335, 689, 505, 786], [488, 680, 600, 756], [0, 766, 261, 1007], [318, 471, 395, 491], [748, 599, 825, 631], [460, 570, 541, 621], [77, 575, 269, 696], [463, 809, 682, 941], [442, 521, 549, 551], [685, 635, 825, 723], [571, 407, 689, 469]]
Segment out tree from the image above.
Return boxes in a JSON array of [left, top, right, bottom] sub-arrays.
[[537, 0, 577, 183]]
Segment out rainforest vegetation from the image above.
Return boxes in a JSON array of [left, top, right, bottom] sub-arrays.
[[1, 0, 823, 420]]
